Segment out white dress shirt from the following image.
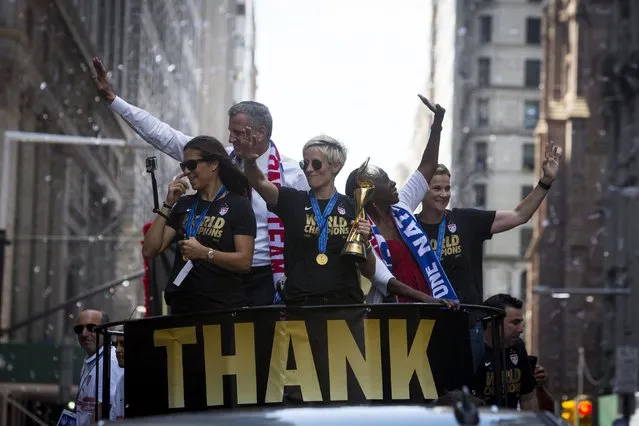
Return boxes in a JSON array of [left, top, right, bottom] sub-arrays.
[[76, 346, 124, 426], [110, 96, 309, 267]]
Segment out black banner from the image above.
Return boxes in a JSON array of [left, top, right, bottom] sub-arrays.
[[124, 304, 474, 418]]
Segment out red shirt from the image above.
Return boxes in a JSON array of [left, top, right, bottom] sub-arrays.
[[386, 240, 432, 301]]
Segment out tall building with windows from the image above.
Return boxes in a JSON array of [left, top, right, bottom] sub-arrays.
[[0, 0, 255, 419], [404, 0, 543, 301], [527, 0, 639, 396]]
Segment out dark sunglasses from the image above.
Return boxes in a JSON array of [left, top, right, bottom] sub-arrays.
[[179, 156, 215, 172], [299, 159, 323, 171], [73, 323, 98, 334]]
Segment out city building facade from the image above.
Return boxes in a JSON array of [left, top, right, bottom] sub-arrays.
[[528, 0, 639, 397], [0, 0, 255, 419]]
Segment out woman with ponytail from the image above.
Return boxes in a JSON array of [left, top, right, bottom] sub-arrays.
[[143, 136, 256, 314]]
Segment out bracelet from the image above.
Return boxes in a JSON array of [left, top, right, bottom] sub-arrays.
[[365, 241, 372, 253], [153, 208, 170, 221], [538, 180, 552, 190], [163, 201, 174, 210]]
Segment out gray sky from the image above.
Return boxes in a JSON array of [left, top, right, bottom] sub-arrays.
[[254, 0, 431, 190]]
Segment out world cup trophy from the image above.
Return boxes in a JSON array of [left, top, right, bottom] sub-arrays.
[[341, 158, 375, 262]]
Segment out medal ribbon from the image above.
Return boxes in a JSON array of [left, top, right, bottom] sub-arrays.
[[435, 212, 447, 261], [310, 191, 339, 257], [185, 185, 226, 238]]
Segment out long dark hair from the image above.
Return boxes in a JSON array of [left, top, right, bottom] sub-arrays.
[[183, 136, 251, 197]]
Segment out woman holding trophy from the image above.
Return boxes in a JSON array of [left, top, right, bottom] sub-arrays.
[[345, 95, 459, 308], [236, 132, 377, 305]]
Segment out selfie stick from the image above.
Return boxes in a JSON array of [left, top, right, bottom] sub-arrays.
[[146, 157, 161, 214]]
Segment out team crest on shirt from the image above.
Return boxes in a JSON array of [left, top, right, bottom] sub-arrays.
[[338, 205, 346, 215], [448, 222, 457, 233], [510, 352, 519, 365], [219, 205, 229, 216]]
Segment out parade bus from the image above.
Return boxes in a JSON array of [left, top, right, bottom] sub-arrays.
[[91, 303, 570, 426]]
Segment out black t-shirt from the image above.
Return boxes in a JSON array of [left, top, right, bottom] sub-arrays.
[[268, 187, 364, 302], [473, 338, 537, 408], [419, 208, 495, 305], [165, 192, 256, 309]]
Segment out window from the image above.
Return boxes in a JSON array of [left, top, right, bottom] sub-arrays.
[[521, 185, 533, 200], [526, 18, 541, 44], [478, 57, 491, 86], [522, 143, 535, 171], [475, 141, 488, 171], [524, 100, 539, 129], [474, 184, 486, 208], [520, 228, 533, 256], [525, 59, 541, 88], [479, 15, 492, 44], [477, 98, 489, 127]]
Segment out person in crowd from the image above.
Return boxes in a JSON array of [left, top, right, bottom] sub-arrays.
[[474, 294, 540, 410], [92, 57, 308, 306], [74, 309, 124, 426], [416, 142, 562, 371], [343, 95, 458, 309], [109, 326, 125, 421], [236, 132, 377, 305], [142, 136, 256, 314]]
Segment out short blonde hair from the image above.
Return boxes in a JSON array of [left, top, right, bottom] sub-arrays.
[[434, 163, 451, 177], [303, 135, 348, 173]]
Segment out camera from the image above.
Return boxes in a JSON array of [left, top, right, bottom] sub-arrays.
[[145, 156, 158, 173]]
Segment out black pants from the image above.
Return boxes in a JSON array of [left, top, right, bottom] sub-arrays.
[[244, 265, 276, 306]]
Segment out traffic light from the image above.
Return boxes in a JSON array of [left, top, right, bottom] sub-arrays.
[[560, 397, 593, 426], [577, 399, 593, 426], [561, 399, 576, 424]]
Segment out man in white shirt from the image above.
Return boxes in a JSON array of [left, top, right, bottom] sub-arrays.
[[74, 309, 124, 426]]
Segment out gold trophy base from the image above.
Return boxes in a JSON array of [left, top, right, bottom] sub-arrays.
[[341, 241, 367, 263]]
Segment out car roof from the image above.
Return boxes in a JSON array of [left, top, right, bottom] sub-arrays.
[[108, 405, 563, 426]]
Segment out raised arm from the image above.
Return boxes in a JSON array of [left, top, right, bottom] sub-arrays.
[[416, 94, 445, 181], [237, 127, 280, 206], [92, 57, 192, 161], [491, 142, 562, 234]]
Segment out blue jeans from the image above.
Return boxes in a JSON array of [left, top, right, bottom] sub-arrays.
[[469, 321, 485, 373]]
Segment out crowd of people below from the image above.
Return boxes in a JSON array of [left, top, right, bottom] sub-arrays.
[[67, 57, 564, 425]]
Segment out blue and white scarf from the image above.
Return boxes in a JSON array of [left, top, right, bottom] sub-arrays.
[[369, 206, 459, 302]]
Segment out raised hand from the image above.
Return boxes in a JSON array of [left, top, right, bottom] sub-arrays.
[[541, 142, 562, 184], [236, 126, 260, 162], [418, 94, 446, 126], [91, 57, 116, 102], [166, 173, 189, 206]]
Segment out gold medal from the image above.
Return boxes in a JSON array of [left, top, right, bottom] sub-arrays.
[[316, 253, 328, 265]]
